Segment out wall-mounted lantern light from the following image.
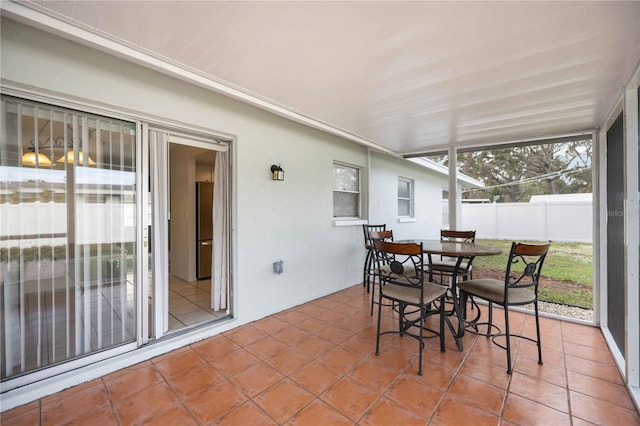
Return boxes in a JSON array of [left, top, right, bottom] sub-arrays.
[[270, 164, 284, 181]]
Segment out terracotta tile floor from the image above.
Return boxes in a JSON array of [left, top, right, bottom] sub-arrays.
[[3, 285, 639, 425]]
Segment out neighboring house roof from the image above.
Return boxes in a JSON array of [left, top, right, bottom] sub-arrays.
[[407, 157, 484, 189], [529, 193, 592, 203]]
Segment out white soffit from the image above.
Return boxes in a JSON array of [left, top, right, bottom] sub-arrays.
[[408, 157, 483, 189], [2, 1, 640, 156]]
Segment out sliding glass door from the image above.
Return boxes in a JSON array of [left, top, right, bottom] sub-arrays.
[[0, 95, 232, 387], [0, 96, 138, 380]]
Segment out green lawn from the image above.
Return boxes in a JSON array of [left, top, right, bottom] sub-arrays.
[[472, 239, 593, 308]]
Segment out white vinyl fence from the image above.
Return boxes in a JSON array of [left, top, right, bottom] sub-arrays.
[[461, 201, 592, 243]]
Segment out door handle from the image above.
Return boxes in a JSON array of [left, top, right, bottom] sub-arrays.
[[201, 241, 212, 246]]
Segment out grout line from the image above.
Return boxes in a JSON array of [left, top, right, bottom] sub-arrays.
[[150, 353, 203, 425], [561, 320, 574, 423], [100, 376, 122, 426]]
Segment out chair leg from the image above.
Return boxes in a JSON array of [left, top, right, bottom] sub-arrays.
[[362, 250, 367, 288], [375, 291, 383, 356], [370, 272, 376, 316], [439, 296, 445, 353], [398, 303, 406, 336], [487, 301, 493, 336], [534, 299, 543, 365], [418, 304, 424, 376], [363, 249, 372, 292], [460, 291, 467, 321], [504, 304, 513, 374]]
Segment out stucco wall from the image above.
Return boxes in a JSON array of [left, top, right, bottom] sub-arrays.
[[369, 151, 448, 241], [0, 18, 446, 325], [0, 19, 361, 320]]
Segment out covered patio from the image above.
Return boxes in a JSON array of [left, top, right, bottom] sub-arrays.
[[1, 1, 639, 421], [2, 285, 638, 425]]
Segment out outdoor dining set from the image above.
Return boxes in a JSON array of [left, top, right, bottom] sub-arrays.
[[362, 225, 551, 375]]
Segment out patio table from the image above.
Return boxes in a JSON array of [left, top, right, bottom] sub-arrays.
[[395, 239, 502, 351]]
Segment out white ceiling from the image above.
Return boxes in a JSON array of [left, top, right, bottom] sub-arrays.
[[6, 1, 640, 155]]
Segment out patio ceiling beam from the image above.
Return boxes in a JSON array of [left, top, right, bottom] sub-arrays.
[[402, 131, 593, 158]]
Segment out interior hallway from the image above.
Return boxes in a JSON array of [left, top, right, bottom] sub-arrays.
[[2, 284, 639, 425]]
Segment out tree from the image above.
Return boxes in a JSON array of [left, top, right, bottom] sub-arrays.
[[428, 140, 592, 202]]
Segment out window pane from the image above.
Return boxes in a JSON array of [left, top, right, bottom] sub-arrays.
[[398, 180, 410, 198], [333, 164, 358, 191], [0, 96, 137, 379], [333, 192, 358, 217], [398, 199, 411, 217]]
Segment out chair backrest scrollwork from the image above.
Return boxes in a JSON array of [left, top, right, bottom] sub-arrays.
[[373, 240, 423, 289], [505, 242, 551, 289]]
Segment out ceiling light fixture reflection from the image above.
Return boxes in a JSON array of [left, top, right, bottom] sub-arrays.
[[57, 150, 96, 166], [22, 119, 97, 167], [21, 151, 53, 167]]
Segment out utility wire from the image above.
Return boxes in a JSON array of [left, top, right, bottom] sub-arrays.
[[462, 165, 591, 193]]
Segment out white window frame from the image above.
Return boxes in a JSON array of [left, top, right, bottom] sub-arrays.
[[397, 177, 415, 221], [332, 162, 362, 222]]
